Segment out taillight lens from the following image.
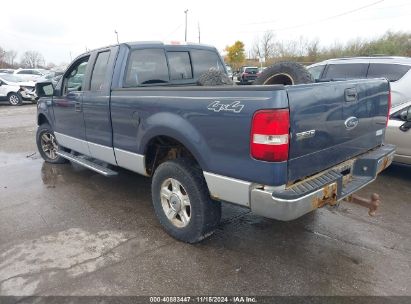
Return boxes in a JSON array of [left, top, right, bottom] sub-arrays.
[[250, 109, 290, 162], [386, 90, 391, 127]]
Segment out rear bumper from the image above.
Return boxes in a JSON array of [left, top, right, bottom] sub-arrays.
[[250, 144, 396, 221]]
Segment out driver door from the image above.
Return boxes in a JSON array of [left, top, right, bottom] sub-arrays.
[[53, 55, 91, 156]]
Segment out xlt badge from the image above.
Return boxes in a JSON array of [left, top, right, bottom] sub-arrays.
[[295, 130, 316, 141]]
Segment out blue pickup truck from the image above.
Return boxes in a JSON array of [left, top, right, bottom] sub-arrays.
[[36, 41, 395, 243]]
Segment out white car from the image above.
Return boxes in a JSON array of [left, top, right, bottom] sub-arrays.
[[13, 68, 46, 82], [307, 57, 411, 107], [0, 74, 36, 105]]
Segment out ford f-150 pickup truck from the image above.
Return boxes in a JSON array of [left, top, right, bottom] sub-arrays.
[[35, 41, 395, 243]]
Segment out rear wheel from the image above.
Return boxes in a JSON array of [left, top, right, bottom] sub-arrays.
[[151, 158, 221, 243], [36, 123, 68, 164], [8, 93, 22, 106], [254, 61, 313, 85]]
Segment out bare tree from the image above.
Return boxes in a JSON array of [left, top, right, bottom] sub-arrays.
[[0, 46, 6, 68], [251, 31, 277, 61], [307, 39, 320, 62], [20, 51, 45, 68], [261, 31, 276, 61], [4, 50, 17, 67]]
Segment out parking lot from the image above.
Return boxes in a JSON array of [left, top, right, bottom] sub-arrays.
[[0, 104, 410, 296]]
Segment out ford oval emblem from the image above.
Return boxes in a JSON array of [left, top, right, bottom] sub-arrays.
[[344, 116, 359, 130]]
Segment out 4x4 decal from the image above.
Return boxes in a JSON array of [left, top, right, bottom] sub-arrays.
[[207, 101, 244, 113]]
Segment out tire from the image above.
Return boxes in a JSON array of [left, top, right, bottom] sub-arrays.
[[197, 68, 233, 86], [36, 123, 68, 164], [254, 61, 313, 85], [8, 92, 22, 106], [151, 158, 221, 243]]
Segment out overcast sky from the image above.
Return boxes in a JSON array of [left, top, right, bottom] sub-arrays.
[[1, 0, 410, 65]]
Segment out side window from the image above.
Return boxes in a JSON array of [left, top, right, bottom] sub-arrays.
[[125, 49, 169, 87], [63, 57, 89, 94], [18, 70, 30, 75], [367, 64, 410, 82], [308, 65, 325, 81], [90, 51, 110, 91], [324, 64, 368, 79], [167, 52, 193, 80], [190, 49, 223, 77]]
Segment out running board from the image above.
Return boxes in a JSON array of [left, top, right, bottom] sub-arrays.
[[56, 151, 118, 176]]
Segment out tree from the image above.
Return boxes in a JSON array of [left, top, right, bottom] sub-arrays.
[[225, 41, 246, 70], [0, 46, 5, 68], [4, 50, 17, 67], [20, 51, 45, 68], [251, 31, 277, 61]]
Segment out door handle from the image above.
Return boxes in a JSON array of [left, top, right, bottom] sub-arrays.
[[345, 88, 358, 102], [75, 101, 82, 112]]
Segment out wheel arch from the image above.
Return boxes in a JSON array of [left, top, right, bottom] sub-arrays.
[[37, 113, 50, 126], [139, 113, 210, 175]]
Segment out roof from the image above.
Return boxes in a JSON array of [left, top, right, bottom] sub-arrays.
[[73, 41, 219, 62], [309, 56, 411, 68]]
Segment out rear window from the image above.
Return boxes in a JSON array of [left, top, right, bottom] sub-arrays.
[[190, 49, 223, 77], [125, 49, 169, 86], [324, 64, 368, 79], [367, 63, 410, 82], [245, 68, 258, 74], [167, 51, 193, 80]]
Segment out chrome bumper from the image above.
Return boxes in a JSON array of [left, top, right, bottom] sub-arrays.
[[250, 144, 396, 221]]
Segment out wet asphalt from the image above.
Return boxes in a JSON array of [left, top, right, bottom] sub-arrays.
[[0, 104, 410, 296]]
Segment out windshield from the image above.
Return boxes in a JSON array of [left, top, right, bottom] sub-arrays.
[[0, 74, 24, 83]]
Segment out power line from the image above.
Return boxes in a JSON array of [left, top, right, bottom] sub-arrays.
[[242, 0, 385, 32], [163, 24, 183, 40]]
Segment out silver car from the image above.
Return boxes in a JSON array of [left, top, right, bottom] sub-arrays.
[[307, 57, 411, 107], [386, 101, 411, 165]]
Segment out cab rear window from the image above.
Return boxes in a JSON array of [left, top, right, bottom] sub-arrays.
[[190, 49, 223, 77]]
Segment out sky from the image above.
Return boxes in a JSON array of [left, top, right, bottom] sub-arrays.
[[1, 0, 410, 65]]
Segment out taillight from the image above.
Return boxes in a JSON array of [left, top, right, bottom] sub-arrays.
[[386, 90, 391, 127], [250, 109, 290, 162]]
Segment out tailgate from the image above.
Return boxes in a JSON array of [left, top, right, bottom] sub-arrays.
[[286, 79, 390, 183]]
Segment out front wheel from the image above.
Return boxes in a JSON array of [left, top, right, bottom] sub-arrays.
[[8, 93, 22, 106], [36, 123, 68, 164], [151, 159, 221, 243]]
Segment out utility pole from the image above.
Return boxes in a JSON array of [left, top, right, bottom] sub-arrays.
[[198, 22, 200, 43], [184, 10, 188, 42], [114, 30, 119, 44]]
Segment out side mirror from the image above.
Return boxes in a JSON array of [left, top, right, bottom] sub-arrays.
[[399, 107, 411, 132], [35, 81, 54, 99], [406, 107, 411, 122]]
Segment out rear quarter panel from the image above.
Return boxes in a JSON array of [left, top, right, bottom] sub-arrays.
[[110, 86, 289, 186]]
